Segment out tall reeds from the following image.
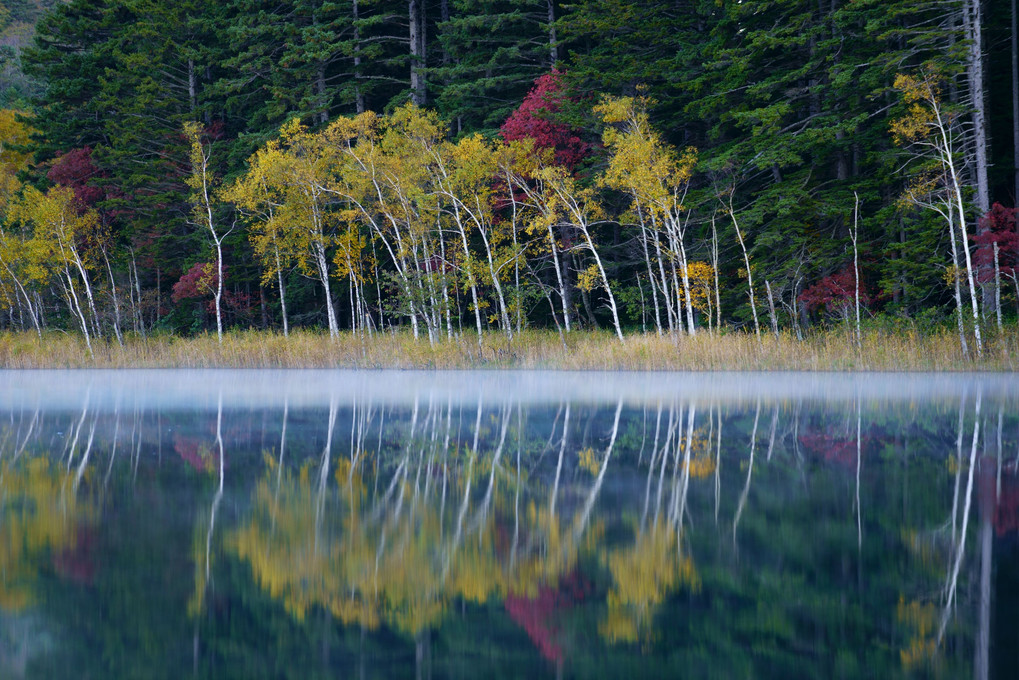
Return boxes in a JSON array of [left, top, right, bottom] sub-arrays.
[[0, 327, 1014, 371]]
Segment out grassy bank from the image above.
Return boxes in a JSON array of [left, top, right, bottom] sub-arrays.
[[0, 326, 1015, 371]]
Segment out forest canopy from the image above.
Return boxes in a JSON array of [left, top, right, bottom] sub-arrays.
[[0, 0, 1015, 356]]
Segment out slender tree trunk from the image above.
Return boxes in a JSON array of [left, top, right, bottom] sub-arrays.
[[453, 217, 483, 345], [963, 0, 992, 312], [409, 0, 426, 106], [315, 243, 339, 338], [508, 181, 522, 334], [438, 222, 453, 339], [547, 0, 558, 63], [0, 259, 40, 336], [727, 199, 761, 341], [353, 0, 365, 113], [637, 206, 662, 334], [941, 116, 983, 356], [215, 241, 224, 340], [188, 59, 197, 113], [103, 249, 123, 346], [948, 199, 970, 359], [963, 0, 990, 217], [63, 267, 93, 357], [651, 216, 674, 333], [131, 249, 146, 337], [1013, 0, 1019, 203], [674, 229, 696, 335], [547, 223, 570, 332], [577, 223, 623, 340], [67, 244, 101, 340], [477, 227, 512, 341], [851, 191, 862, 349], [994, 241, 1002, 332], [765, 280, 779, 338], [316, 64, 329, 125], [711, 215, 721, 333], [274, 244, 289, 337]]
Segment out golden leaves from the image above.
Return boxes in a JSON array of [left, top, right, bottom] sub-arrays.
[[0, 458, 91, 612], [600, 524, 701, 645]]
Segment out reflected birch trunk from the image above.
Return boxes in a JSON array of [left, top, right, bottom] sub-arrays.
[[471, 405, 510, 534], [855, 399, 862, 550], [641, 403, 663, 531], [574, 400, 623, 543], [766, 405, 778, 462], [103, 405, 121, 489], [733, 399, 761, 542], [653, 406, 676, 528], [272, 398, 289, 535], [674, 402, 696, 546], [938, 393, 980, 644], [73, 412, 97, 494], [715, 402, 722, 525], [551, 403, 569, 520], [205, 395, 226, 591]]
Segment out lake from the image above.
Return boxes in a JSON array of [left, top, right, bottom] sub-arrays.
[[0, 370, 1016, 679]]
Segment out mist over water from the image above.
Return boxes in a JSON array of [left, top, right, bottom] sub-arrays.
[[0, 370, 1016, 679]]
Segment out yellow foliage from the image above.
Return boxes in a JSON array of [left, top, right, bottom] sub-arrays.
[[680, 261, 715, 313], [578, 447, 600, 475], [577, 263, 602, 294], [600, 524, 700, 645], [5, 185, 102, 286], [595, 95, 696, 225], [897, 596, 939, 670], [0, 110, 33, 219], [943, 265, 960, 289], [0, 458, 91, 612], [687, 454, 716, 479]]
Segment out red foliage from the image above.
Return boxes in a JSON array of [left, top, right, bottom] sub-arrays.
[[798, 266, 870, 316], [798, 431, 867, 468], [504, 571, 590, 663], [973, 203, 1018, 283], [994, 475, 1019, 536], [500, 70, 589, 170], [52, 528, 96, 585], [172, 262, 220, 303], [172, 261, 254, 318], [47, 147, 107, 208], [174, 433, 223, 473]]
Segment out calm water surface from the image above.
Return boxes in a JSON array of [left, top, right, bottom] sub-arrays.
[[0, 370, 1016, 679]]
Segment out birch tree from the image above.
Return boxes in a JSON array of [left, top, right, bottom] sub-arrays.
[[892, 69, 982, 357], [184, 121, 231, 343], [596, 95, 697, 336]]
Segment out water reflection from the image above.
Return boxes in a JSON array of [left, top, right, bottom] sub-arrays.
[[0, 370, 1016, 679]]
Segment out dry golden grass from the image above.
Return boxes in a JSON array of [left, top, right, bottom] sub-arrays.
[[0, 326, 1015, 371]]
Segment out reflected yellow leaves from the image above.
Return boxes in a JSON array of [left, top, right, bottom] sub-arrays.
[[600, 524, 700, 645], [577, 447, 600, 476], [229, 436, 710, 651], [0, 458, 94, 612], [897, 596, 938, 670]]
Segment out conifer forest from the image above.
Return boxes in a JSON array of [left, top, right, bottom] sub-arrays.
[[0, 0, 1017, 357]]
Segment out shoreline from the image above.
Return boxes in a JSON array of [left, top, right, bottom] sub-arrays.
[[0, 328, 1015, 372]]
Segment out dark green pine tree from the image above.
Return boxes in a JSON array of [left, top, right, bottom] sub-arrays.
[[219, 0, 411, 139], [431, 0, 558, 135], [22, 0, 133, 157]]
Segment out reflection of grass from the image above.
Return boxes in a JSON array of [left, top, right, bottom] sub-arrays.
[[0, 326, 1016, 370]]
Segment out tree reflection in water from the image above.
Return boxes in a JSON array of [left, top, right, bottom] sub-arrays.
[[0, 372, 1015, 678]]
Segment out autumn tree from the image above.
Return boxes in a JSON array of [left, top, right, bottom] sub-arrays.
[[9, 186, 103, 353], [596, 94, 697, 336], [184, 121, 231, 343], [892, 69, 983, 357]]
